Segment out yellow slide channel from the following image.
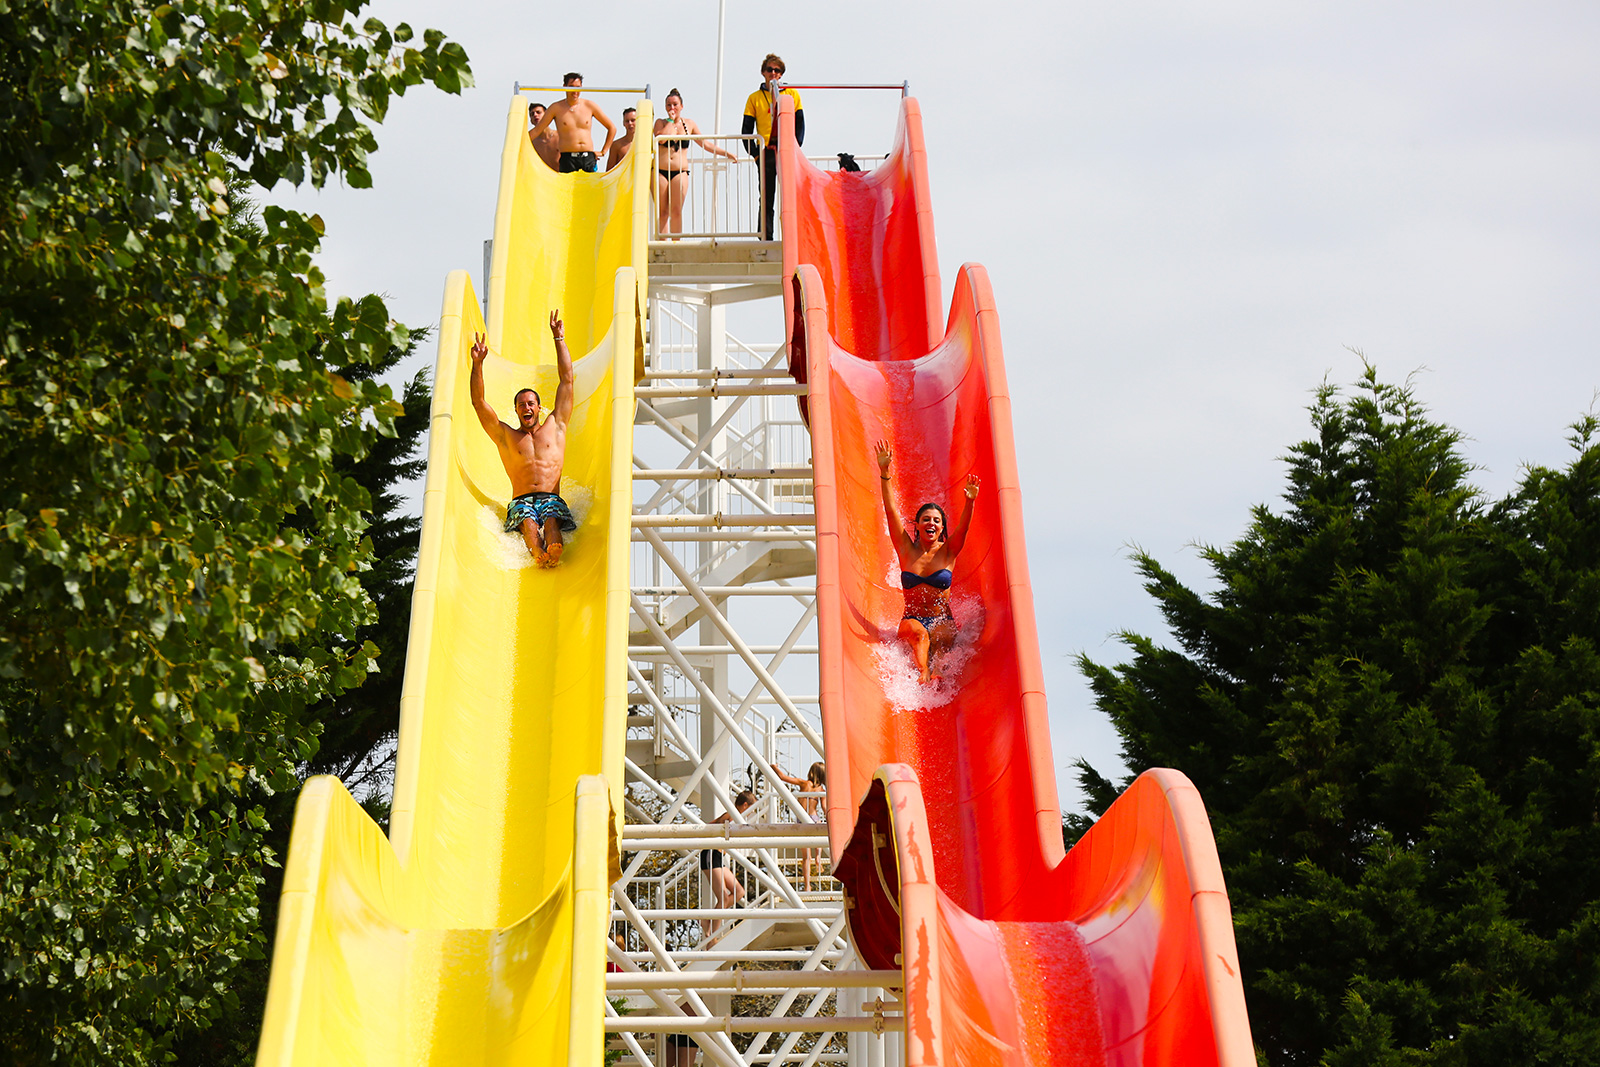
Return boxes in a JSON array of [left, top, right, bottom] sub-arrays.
[[256, 96, 652, 1066]]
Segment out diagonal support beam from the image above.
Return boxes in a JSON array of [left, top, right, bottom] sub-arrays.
[[611, 888, 745, 1067], [630, 593, 813, 822], [637, 344, 791, 516], [744, 911, 854, 1060], [641, 529, 828, 758], [636, 399, 789, 520], [629, 595, 818, 833]]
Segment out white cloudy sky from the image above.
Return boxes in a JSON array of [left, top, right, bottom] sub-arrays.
[[278, 1, 1600, 813]]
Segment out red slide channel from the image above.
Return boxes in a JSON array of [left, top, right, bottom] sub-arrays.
[[779, 97, 1255, 1067]]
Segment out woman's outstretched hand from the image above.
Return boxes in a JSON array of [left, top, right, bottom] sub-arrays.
[[874, 439, 893, 475], [964, 474, 981, 499]]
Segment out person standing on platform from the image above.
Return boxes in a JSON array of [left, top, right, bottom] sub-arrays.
[[528, 72, 616, 174], [772, 762, 827, 890], [605, 106, 638, 171], [655, 89, 738, 236], [527, 101, 559, 170], [741, 53, 804, 239], [698, 790, 756, 941]]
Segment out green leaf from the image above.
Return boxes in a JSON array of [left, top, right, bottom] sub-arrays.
[[0, 3, 469, 1057]]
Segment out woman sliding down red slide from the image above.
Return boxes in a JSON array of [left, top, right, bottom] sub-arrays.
[[779, 95, 1255, 1066], [874, 438, 980, 684]]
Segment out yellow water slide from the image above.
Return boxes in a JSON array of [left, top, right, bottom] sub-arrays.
[[255, 96, 653, 1066]]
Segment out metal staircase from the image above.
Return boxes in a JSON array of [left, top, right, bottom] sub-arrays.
[[608, 237, 905, 1066]]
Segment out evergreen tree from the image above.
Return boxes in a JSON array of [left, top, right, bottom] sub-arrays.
[[1076, 370, 1600, 1065], [0, 3, 468, 1061]]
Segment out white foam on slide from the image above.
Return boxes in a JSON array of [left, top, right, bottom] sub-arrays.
[[480, 479, 595, 570], [872, 587, 987, 710]]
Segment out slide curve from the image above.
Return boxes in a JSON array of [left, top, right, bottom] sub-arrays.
[[255, 96, 652, 1066], [780, 97, 1255, 1066]]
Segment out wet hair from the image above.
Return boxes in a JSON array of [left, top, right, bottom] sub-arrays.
[[622, 106, 637, 118], [914, 502, 949, 542], [513, 387, 540, 407], [733, 789, 756, 809], [528, 101, 544, 118], [666, 87, 683, 104], [762, 53, 786, 75], [563, 71, 582, 86], [807, 762, 826, 788]]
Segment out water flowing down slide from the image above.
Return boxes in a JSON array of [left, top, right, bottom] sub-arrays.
[[255, 97, 652, 1067], [780, 98, 1256, 1066]]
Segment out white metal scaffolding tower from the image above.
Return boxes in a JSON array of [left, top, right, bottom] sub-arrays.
[[607, 236, 904, 1067]]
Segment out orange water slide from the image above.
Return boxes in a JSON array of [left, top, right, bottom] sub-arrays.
[[779, 97, 1255, 1066]]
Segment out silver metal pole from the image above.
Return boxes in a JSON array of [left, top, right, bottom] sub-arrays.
[[714, 0, 727, 133], [713, 0, 728, 232], [481, 239, 491, 317]]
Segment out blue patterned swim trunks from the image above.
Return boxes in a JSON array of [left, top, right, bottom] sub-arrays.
[[505, 491, 578, 535]]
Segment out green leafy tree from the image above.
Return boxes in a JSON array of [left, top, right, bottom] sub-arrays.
[[0, 2, 468, 1061], [1076, 370, 1600, 1065], [162, 329, 432, 1067], [208, 173, 431, 807], [304, 336, 431, 801]]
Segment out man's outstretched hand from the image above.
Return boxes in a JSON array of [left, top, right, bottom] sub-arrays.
[[549, 310, 565, 341], [469, 332, 488, 364]]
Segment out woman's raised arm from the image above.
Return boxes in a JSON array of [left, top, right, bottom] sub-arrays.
[[874, 440, 907, 554], [946, 474, 981, 557]]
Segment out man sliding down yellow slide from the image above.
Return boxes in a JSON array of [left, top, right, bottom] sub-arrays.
[[469, 311, 578, 566]]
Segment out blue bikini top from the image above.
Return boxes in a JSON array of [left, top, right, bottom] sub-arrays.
[[900, 569, 953, 591]]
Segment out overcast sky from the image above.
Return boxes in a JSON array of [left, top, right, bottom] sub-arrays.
[[276, 1, 1600, 813]]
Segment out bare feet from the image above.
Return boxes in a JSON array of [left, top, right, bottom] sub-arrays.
[[543, 540, 563, 567]]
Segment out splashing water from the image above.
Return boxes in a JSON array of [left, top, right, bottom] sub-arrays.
[[870, 583, 987, 710], [480, 480, 595, 570]]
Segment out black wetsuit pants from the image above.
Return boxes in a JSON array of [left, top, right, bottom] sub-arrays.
[[760, 145, 778, 239]]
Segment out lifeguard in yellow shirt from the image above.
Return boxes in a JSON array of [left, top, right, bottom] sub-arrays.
[[740, 53, 805, 239]]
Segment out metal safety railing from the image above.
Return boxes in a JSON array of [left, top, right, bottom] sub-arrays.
[[512, 81, 650, 97], [651, 133, 762, 239], [776, 81, 909, 97]]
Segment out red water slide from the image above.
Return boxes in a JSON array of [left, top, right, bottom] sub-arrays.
[[779, 97, 1255, 1066]]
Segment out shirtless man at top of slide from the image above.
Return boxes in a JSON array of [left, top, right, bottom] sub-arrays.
[[469, 312, 577, 566], [526, 72, 616, 174], [527, 101, 560, 170]]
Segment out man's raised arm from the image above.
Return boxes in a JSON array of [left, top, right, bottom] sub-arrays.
[[550, 311, 575, 425], [528, 105, 556, 141], [591, 103, 616, 159], [468, 333, 504, 441]]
